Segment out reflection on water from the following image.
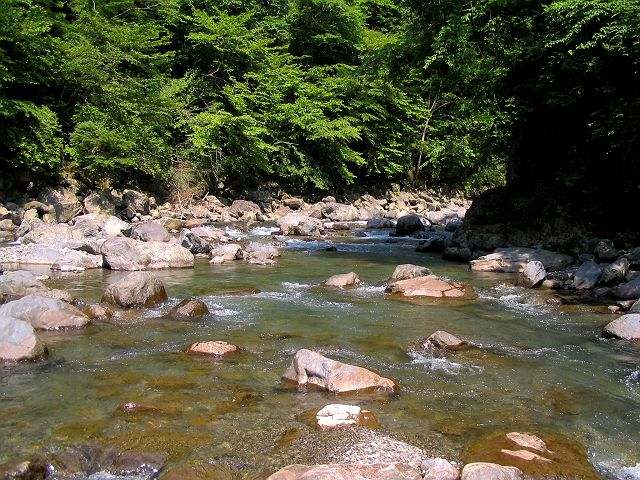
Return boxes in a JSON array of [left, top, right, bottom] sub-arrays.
[[1, 237, 640, 478]]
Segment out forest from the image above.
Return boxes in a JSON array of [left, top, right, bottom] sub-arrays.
[[1, 0, 639, 198]]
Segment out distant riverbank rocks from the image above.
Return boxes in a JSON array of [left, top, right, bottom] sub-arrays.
[[282, 349, 397, 393]]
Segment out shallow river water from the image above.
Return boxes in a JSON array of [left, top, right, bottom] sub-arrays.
[[1, 233, 639, 479]]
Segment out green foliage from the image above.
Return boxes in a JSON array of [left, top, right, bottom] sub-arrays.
[[1, 0, 637, 194]]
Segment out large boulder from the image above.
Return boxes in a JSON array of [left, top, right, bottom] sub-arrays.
[[229, 199, 261, 219], [130, 221, 171, 242], [100, 237, 194, 270], [600, 257, 630, 285], [0, 244, 103, 269], [386, 275, 472, 299], [611, 276, 640, 300], [277, 213, 324, 236], [389, 264, 432, 282], [572, 261, 602, 290], [122, 189, 150, 215], [0, 270, 48, 298], [395, 214, 429, 236], [103, 216, 130, 237], [267, 464, 424, 480], [282, 349, 397, 394], [324, 272, 360, 288], [83, 192, 116, 215], [0, 317, 45, 362], [322, 203, 359, 222], [594, 239, 618, 262], [20, 223, 85, 247], [0, 295, 89, 330], [470, 248, 573, 273], [519, 261, 546, 288], [40, 188, 81, 223], [245, 242, 280, 265], [603, 314, 640, 340], [460, 463, 523, 480], [190, 226, 229, 243], [209, 244, 243, 263], [102, 272, 168, 308]]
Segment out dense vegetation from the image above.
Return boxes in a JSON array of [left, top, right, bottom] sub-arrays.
[[1, 0, 638, 197]]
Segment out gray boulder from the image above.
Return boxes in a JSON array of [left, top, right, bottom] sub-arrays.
[[40, 188, 81, 223], [0, 294, 89, 330], [210, 244, 243, 263], [325, 272, 360, 288], [0, 270, 48, 298], [83, 192, 116, 215], [612, 276, 640, 300], [0, 317, 45, 361], [519, 260, 546, 288], [102, 272, 168, 308], [169, 298, 209, 319], [100, 237, 194, 270], [228, 199, 261, 219], [573, 261, 603, 290], [601, 257, 630, 285], [179, 229, 211, 254], [389, 264, 432, 282], [20, 223, 85, 247], [322, 202, 359, 222], [603, 314, 640, 340], [396, 214, 429, 236], [130, 221, 171, 242], [0, 244, 103, 269], [366, 217, 395, 229]]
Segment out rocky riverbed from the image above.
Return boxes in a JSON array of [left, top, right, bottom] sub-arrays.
[[1, 187, 640, 479]]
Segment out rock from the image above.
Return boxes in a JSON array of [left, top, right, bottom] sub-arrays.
[[421, 458, 460, 480], [324, 272, 360, 288], [460, 463, 523, 480], [603, 314, 640, 340], [470, 248, 573, 273], [395, 214, 429, 236], [187, 340, 238, 356], [83, 192, 116, 215], [102, 272, 168, 308], [190, 226, 228, 243], [179, 229, 210, 254], [611, 276, 640, 300], [40, 188, 81, 223], [267, 464, 423, 480], [282, 349, 397, 394], [572, 261, 603, 290], [130, 221, 171, 242], [82, 303, 114, 321], [389, 264, 432, 282], [423, 331, 467, 351], [209, 243, 243, 263], [322, 202, 359, 222], [229, 199, 261, 219], [103, 215, 130, 236], [0, 317, 45, 361], [505, 432, 548, 453], [0, 295, 89, 330], [443, 246, 473, 262], [100, 237, 194, 270], [630, 299, 640, 313], [169, 298, 209, 319], [366, 217, 395, 229], [500, 450, 551, 463], [0, 244, 103, 268], [322, 196, 337, 203], [277, 213, 324, 236], [20, 223, 85, 246], [315, 404, 375, 431], [416, 236, 447, 253], [0, 270, 49, 298], [594, 239, 618, 261], [245, 242, 280, 265], [122, 189, 150, 215], [283, 197, 305, 209], [601, 257, 629, 285], [519, 261, 546, 288], [386, 275, 471, 299]]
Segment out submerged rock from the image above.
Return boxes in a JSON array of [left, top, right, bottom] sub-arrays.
[[470, 248, 573, 273], [169, 298, 209, 319], [460, 463, 522, 480], [389, 264, 432, 282], [102, 272, 168, 308], [0, 295, 89, 330], [267, 463, 424, 480], [187, 340, 238, 356], [315, 404, 376, 431], [282, 349, 397, 394], [603, 314, 640, 340], [386, 276, 471, 299], [324, 272, 361, 288], [0, 316, 45, 361]]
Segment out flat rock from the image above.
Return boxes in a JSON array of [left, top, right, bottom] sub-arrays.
[[282, 349, 397, 394], [325, 272, 360, 288], [500, 450, 551, 463], [386, 275, 471, 299], [423, 331, 467, 351], [0, 244, 103, 268], [0, 316, 46, 361], [315, 404, 376, 431], [322, 202, 359, 222], [102, 272, 168, 308], [460, 463, 523, 480], [0, 294, 89, 330], [0, 270, 49, 298], [101, 237, 194, 270], [389, 264, 432, 282], [187, 340, 238, 356], [267, 463, 423, 480], [505, 432, 548, 453], [603, 314, 640, 340], [470, 248, 573, 273]]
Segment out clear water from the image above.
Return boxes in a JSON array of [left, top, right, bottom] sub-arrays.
[[1, 235, 639, 478]]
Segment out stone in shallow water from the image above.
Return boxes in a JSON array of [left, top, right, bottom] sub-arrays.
[[421, 458, 460, 480], [0, 294, 89, 330], [282, 349, 397, 394], [461, 462, 523, 480], [100, 237, 194, 270], [267, 463, 424, 480], [603, 314, 640, 340], [572, 261, 603, 290], [423, 331, 467, 351], [187, 340, 238, 356], [519, 261, 546, 288], [470, 248, 573, 273], [0, 316, 46, 361], [500, 449, 551, 463], [169, 298, 209, 319], [102, 272, 168, 308], [389, 264, 432, 282], [505, 432, 548, 453], [315, 404, 377, 431], [324, 272, 360, 288], [386, 275, 471, 299]]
